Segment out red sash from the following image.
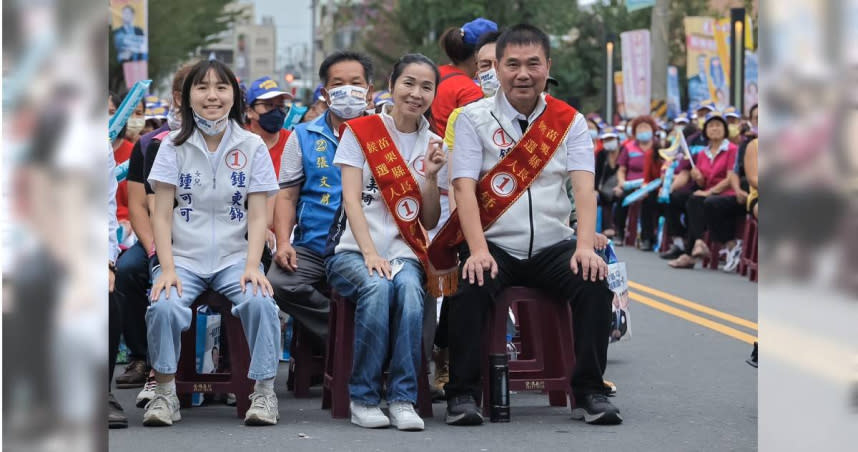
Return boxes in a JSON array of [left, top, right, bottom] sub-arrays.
[[341, 115, 432, 280], [427, 95, 577, 295]]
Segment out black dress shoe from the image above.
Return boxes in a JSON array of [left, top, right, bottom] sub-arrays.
[[659, 244, 684, 260]]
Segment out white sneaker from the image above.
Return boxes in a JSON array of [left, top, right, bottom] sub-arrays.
[[388, 401, 424, 431], [723, 240, 743, 272], [244, 392, 279, 425], [350, 401, 390, 428], [135, 376, 157, 408], [142, 393, 181, 426]]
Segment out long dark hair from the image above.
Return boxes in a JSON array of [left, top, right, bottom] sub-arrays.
[[173, 60, 244, 146]]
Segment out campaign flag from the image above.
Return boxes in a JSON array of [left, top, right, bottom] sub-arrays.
[[684, 17, 721, 111], [744, 51, 758, 115], [666, 66, 681, 119], [620, 29, 651, 117], [625, 0, 655, 12]]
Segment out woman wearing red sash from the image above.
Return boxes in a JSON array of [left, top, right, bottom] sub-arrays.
[[325, 54, 448, 431]]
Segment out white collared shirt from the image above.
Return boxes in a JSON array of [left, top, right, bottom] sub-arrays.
[[451, 91, 594, 181]]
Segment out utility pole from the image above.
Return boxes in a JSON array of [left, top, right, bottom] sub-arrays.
[[310, 0, 318, 87], [649, 0, 670, 107]]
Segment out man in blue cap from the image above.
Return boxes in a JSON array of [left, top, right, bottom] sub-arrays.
[[246, 76, 293, 179], [267, 51, 375, 349]]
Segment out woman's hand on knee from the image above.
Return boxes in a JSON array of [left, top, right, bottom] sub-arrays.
[[363, 253, 392, 280], [151, 269, 183, 301], [241, 266, 274, 297]]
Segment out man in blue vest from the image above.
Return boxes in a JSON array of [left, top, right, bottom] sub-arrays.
[[268, 51, 375, 348]]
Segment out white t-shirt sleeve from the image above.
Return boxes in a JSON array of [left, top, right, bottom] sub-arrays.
[[147, 138, 179, 188], [450, 113, 484, 181], [332, 127, 366, 169], [278, 132, 305, 188], [565, 113, 596, 173], [248, 142, 279, 196], [436, 142, 451, 191]]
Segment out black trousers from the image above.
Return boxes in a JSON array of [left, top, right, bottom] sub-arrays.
[[704, 195, 746, 243], [114, 242, 150, 362], [685, 195, 708, 245], [109, 290, 121, 388], [445, 240, 614, 402], [614, 189, 658, 241], [667, 190, 692, 240]]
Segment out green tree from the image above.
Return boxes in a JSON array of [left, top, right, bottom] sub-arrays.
[[108, 0, 246, 93]]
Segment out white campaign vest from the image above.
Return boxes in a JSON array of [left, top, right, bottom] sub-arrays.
[[166, 122, 266, 275], [459, 93, 579, 260], [334, 108, 443, 261]]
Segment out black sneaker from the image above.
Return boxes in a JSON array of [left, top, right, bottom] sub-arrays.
[[445, 395, 483, 426], [571, 393, 622, 425], [746, 342, 758, 368], [659, 244, 684, 260]]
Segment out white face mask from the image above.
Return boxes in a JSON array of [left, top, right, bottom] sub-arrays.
[[477, 67, 500, 97], [125, 116, 145, 136], [167, 105, 182, 130], [326, 85, 368, 119], [603, 140, 619, 151], [192, 109, 230, 136]]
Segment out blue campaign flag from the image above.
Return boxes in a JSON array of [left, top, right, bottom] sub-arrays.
[[625, 0, 656, 12], [109, 79, 151, 141], [622, 178, 663, 207]]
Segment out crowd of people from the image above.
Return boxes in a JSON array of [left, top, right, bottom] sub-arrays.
[[107, 18, 757, 432]]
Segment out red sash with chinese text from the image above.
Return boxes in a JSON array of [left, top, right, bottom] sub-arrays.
[[427, 95, 577, 295], [341, 115, 432, 283]]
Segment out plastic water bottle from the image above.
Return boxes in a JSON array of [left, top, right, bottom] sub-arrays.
[[505, 334, 518, 361]]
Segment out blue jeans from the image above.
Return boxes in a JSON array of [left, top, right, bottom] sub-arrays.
[[326, 252, 425, 405], [146, 261, 281, 380]]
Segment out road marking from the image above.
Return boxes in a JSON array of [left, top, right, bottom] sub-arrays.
[[629, 291, 758, 345], [629, 280, 757, 331]]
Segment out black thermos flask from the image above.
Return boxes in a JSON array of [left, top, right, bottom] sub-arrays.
[[489, 353, 510, 422]]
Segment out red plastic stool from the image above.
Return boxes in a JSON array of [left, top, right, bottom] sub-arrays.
[[738, 215, 758, 277], [481, 287, 576, 416], [286, 320, 324, 398], [322, 291, 433, 419], [175, 291, 254, 418]]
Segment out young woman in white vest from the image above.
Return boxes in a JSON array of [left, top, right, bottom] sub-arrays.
[[325, 54, 449, 431], [145, 60, 281, 427]]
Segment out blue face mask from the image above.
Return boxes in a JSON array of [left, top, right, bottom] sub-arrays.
[[618, 133, 627, 141], [257, 107, 287, 134], [636, 130, 653, 142]]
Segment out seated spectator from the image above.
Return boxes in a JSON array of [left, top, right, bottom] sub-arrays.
[[668, 112, 742, 269], [745, 138, 758, 218], [724, 107, 745, 146], [612, 115, 659, 247], [659, 155, 694, 260], [144, 60, 281, 427], [115, 66, 192, 399], [325, 54, 447, 431], [595, 127, 620, 236], [267, 51, 375, 351]]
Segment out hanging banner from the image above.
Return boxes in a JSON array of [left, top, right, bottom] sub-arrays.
[[614, 71, 626, 120], [620, 29, 651, 118], [711, 18, 732, 110], [625, 0, 655, 12], [744, 51, 758, 115], [666, 66, 681, 119], [684, 17, 720, 111], [110, 0, 149, 89]]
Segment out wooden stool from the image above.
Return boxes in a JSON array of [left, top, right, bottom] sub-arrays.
[[175, 291, 253, 418], [481, 287, 576, 416], [322, 291, 433, 419]]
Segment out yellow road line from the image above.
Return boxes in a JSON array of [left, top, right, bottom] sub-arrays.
[[629, 291, 758, 345], [629, 280, 758, 331]]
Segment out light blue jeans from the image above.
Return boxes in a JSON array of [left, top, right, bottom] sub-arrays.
[[146, 261, 281, 380], [326, 252, 425, 405]]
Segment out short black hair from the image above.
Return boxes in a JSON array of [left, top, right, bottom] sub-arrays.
[[475, 30, 502, 53], [496, 24, 551, 62], [318, 51, 374, 86]]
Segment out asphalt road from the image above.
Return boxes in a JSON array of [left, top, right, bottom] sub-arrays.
[[109, 246, 758, 452]]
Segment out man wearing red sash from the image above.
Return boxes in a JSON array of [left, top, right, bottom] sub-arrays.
[[436, 24, 622, 426]]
